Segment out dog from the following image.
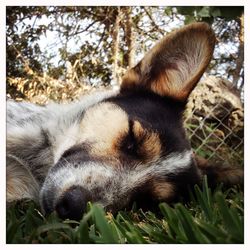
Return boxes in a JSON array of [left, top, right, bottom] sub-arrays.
[[7, 22, 243, 221]]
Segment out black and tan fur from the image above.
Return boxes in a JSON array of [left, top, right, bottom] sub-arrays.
[[7, 22, 243, 220]]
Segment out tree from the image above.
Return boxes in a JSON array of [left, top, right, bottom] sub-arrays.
[[6, 6, 244, 102]]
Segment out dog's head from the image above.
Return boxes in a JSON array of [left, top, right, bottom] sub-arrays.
[[40, 22, 216, 220]]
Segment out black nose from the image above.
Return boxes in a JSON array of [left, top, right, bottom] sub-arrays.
[[55, 186, 90, 220]]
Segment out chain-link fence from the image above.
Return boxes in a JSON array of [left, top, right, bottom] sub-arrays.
[[184, 75, 244, 168]]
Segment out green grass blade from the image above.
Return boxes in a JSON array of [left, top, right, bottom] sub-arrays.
[[91, 204, 118, 243], [175, 204, 210, 243], [194, 185, 214, 222], [159, 203, 187, 242], [36, 222, 72, 235], [77, 210, 93, 243], [215, 192, 244, 243]]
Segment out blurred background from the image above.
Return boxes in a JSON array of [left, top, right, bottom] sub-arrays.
[[6, 6, 244, 168]]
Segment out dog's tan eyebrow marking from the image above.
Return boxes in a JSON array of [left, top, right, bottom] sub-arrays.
[[79, 102, 129, 158]]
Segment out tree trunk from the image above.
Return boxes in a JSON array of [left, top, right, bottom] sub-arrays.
[[232, 13, 244, 87], [123, 7, 135, 68], [111, 7, 121, 85]]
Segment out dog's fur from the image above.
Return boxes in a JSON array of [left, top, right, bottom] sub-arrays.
[[7, 23, 243, 220]]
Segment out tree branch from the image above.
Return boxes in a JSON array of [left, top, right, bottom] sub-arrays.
[[143, 7, 165, 35]]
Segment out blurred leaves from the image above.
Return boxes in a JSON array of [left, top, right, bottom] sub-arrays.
[[6, 6, 244, 103], [175, 6, 243, 24]]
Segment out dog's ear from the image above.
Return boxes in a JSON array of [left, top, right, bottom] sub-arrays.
[[121, 22, 216, 101]]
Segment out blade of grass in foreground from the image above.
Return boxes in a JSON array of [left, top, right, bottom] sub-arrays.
[[90, 204, 118, 243]]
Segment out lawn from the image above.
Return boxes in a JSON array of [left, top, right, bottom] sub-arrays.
[[6, 177, 244, 244]]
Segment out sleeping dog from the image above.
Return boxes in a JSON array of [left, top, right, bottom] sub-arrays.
[[7, 22, 243, 220]]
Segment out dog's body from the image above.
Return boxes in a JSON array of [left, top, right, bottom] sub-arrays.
[[7, 23, 243, 220]]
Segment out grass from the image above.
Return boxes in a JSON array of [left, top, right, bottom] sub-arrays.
[[6, 177, 244, 244]]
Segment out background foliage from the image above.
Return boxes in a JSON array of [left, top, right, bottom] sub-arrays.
[[6, 6, 244, 103]]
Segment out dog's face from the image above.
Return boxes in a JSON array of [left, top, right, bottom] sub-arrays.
[[40, 23, 216, 220]]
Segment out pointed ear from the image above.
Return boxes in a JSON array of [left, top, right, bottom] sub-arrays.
[[121, 22, 216, 101]]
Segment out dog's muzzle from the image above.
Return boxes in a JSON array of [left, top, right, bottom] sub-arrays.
[[55, 185, 91, 220]]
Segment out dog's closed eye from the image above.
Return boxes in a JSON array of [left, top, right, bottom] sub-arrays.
[[120, 120, 141, 158], [119, 119, 161, 162]]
